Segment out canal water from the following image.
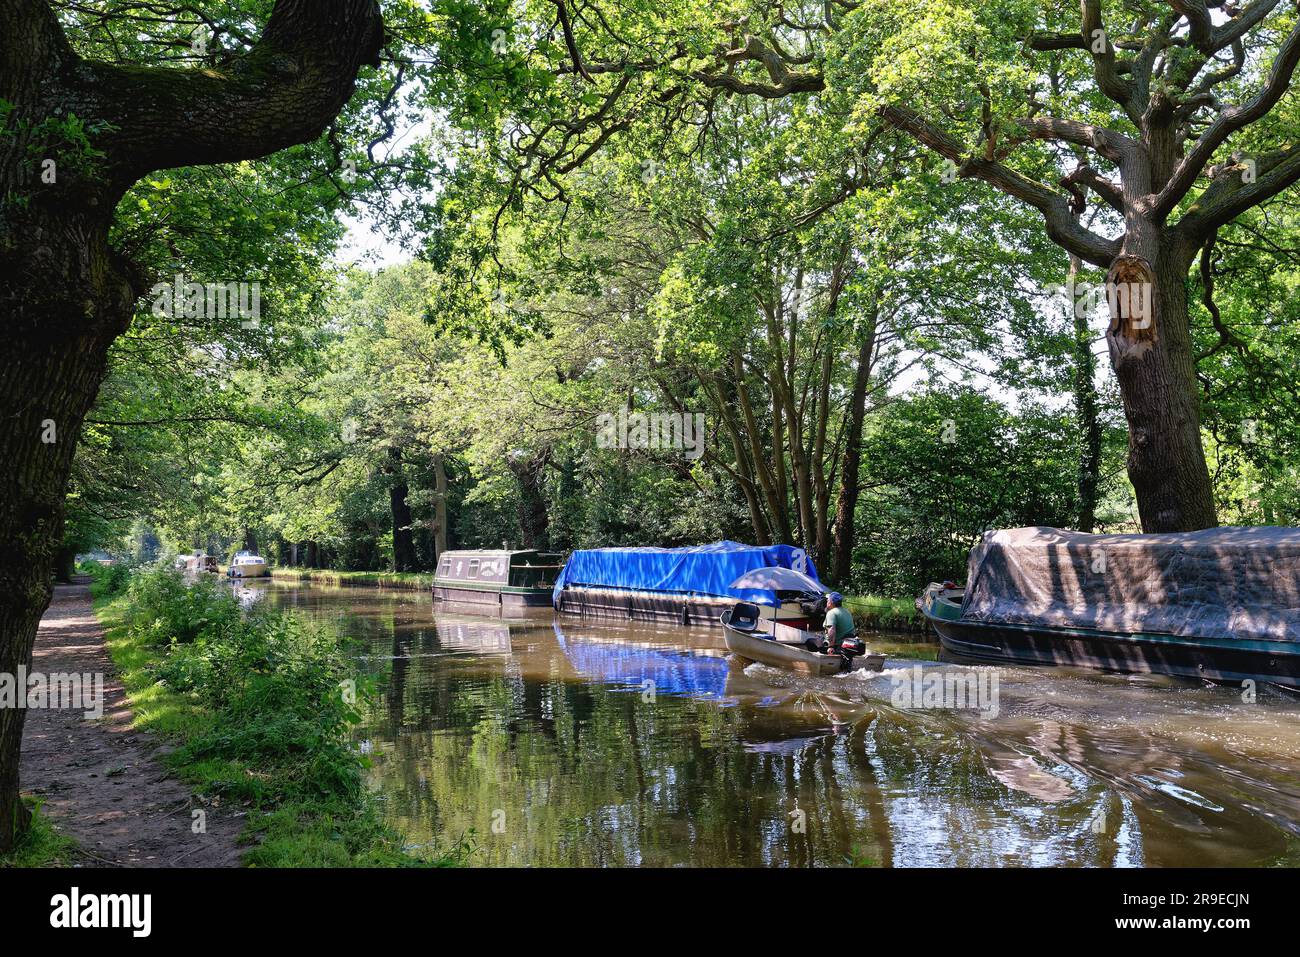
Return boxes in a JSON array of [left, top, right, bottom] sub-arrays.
[[242, 579, 1300, 867]]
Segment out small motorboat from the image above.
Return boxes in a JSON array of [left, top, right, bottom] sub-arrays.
[[227, 551, 269, 578], [721, 602, 885, 677]]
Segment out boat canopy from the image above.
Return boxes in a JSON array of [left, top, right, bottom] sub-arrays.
[[961, 526, 1300, 642], [552, 541, 819, 608]]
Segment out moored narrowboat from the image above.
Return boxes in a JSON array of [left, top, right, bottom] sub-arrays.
[[918, 526, 1300, 688], [433, 549, 565, 610], [552, 541, 824, 627]]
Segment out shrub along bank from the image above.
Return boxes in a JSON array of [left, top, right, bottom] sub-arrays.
[[87, 564, 471, 867]]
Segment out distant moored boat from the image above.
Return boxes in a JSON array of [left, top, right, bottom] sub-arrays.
[[432, 549, 565, 611], [227, 551, 269, 578], [552, 541, 824, 628]]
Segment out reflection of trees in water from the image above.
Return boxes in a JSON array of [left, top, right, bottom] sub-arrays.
[[272, 587, 1300, 866], [361, 660, 897, 865]]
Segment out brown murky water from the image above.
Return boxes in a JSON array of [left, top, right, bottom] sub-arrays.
[[245, 580, 1300, 867]]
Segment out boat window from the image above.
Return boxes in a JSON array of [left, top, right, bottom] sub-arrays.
[[438, 557, 451, 576], [467, 559, 479, 578]]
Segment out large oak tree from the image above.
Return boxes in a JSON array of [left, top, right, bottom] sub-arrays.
[[449, 0, 1300, 534], [0, 0, 383, 852]]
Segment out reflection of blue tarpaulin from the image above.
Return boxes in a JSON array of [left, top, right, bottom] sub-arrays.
[[554, 625, 729, 699], [552, 540, 819, 608]]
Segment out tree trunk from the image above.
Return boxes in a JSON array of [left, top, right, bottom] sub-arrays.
[[241, 527, 258, 554], [432, 454, 448, 559], [508, 452, 550, 549], [387, 447, 416, 572], [0, 322, 123, 853], [53, 546, 77, 584], [1105, 246, 1217, 532], [699, 373, 770, 544], [0, 0, 384, 853], [732, 352, 790, 541], [830, 303, 878, 586]]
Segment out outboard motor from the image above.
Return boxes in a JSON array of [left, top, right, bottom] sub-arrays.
[[838, 636, 867, 660]]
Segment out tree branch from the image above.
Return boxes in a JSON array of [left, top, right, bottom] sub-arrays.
[[1012, 115, 1135, 163], [1063, 164, 1126, 212], [879, 104, 1121, 267], [1177, 144, 1300, 239], [694, 35, 824, 98], [1080, 0, 1140, 122], [1152, 14, 1300, 220], [69, 0, 386, 183]]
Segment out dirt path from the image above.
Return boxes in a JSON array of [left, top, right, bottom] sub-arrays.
[[19, 579, 245, 866]]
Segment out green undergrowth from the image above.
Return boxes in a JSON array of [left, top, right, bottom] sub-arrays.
[[0, 800, 79, 868], [844, 594, 924, 631], [92, 564, 472, 867]]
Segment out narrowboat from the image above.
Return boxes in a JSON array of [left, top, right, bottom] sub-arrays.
[[175, 551, 219, 573], [433, 549, 565, 610], [918, 526, 1300, 688], [552, 541, 825, 627]]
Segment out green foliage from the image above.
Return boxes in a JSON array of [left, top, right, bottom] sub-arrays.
[[852, 386, 1082, 595], [0, 800, 77, 868], [156, 607, 366, 806], [98, 566, 472, 866], [83, 561, 131, 601], [123, 569, 242, 646]]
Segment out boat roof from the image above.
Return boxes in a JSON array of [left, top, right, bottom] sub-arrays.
[[962, 526, 1300, 642], [553, 541, 819, 607], [437, 549, 563, 560]]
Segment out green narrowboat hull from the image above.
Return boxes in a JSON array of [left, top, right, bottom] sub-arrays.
[[432, 579, 554, 609]]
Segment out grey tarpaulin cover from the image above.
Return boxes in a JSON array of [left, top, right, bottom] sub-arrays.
[[960, 526, 1300, 642]]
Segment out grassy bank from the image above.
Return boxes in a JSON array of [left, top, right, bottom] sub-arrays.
[[85, 564, 470, 867], [0, 800, 78, 868], [270, 568, 429, 591], [845, 594, 925, 632]]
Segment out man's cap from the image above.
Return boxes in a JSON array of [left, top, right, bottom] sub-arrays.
[[827, 592, 844, 605]]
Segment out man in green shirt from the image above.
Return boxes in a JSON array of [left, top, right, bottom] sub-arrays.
[[822, 592, 856, 653]]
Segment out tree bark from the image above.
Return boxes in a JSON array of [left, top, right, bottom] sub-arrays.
[[830, 300, 878, 586], [1068, 252, 1103, 532], [432, 454, 449, 559], [0, 0, 384, 852], [1105, 243, 1217, 532], [387, 447, 417, 572], [0, 323, 121, 852]]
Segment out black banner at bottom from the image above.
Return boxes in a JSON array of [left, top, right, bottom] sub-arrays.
[[0, 866, 1276, 943]]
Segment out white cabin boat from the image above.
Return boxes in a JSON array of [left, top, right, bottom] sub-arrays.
[[227, 551, 269, 578]]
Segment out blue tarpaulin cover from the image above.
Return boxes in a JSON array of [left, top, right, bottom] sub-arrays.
[[552, 540, 819, 608]]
